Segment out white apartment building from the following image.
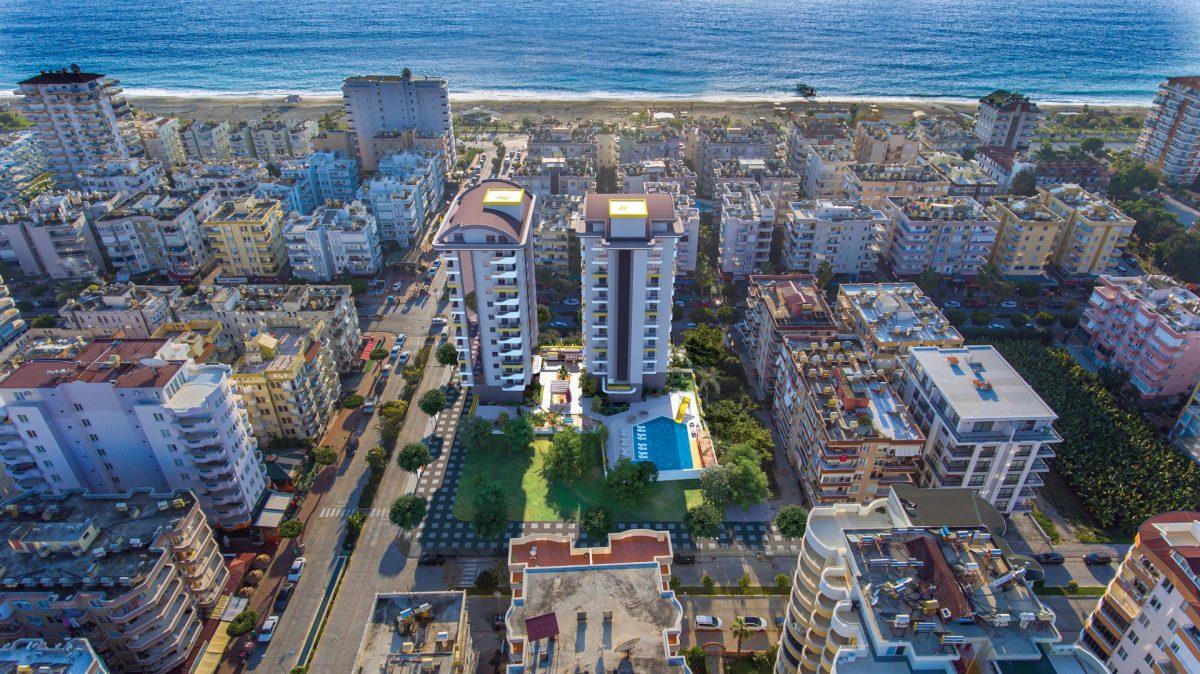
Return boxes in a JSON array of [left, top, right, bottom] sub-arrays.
[[0, 274, 27, 349], [617, 124, 685, 163], [136, 116, 186, 167], [784, 200, 886, 276], [342, 72, 454, 172], [179, 119, 232, 162], [284, 200, 382, 280], [356, 150, 445, 246], [0, 638, 107, 673], [0, 130, 49, 206], [435, 180, 539, 401], [717, 181, 775, 279], [576, 194, 681, 398], [171, 160, 268, 199], [527, 124, 602, 161], [618, 158, 697, 195], [16, 66, 141, 189], [227, 118, 317, 163], [974, 90, 1040, 150], [853, 121, 920, 164], [896, 345, 1060, 514], [644, 181, 700, 275], [0, 191, 109, 279], [94, 188, 218, 281], [712, 157, 805, 206], [510, 155, 597, 198], [919, 152, 999, 200], [804, 144, 855, 199], [1138, 76, 1200, 186], [883, 196, 997, 276], [76, 158, 164, 198], [533, 195, 581, 274], [684, 125, 780, 195], [279, 150, 360, 210], [843, 164, 951, 207], [59, 284, 183, 338], [0, 337, 268, 528]]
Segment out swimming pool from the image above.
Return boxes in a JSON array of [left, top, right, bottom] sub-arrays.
[[632, 416, 693, 471]]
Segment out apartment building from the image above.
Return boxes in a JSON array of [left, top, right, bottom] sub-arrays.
[[251, 118, 317, 162], [202, 194, 286, 278], [0, 191, 108, 279], [179, 120, 232, 163], [739, 275, 837, 403], [644, 181, 701, 275], [510, 155, 596, 197], [1170, 382, 1200, 462], [883, 196, 997, 277], [342, 72, 454, 172], [853, 121, 919, 164], [986, 195, 1066, 276], [896, 345, 1060, 513], [16, 66, 140, 189], [527, 124, 600, 160], [357, 149, 445, 246], [843, 164, 951, 207], [1081, 275, 1200, 398], [618, 158, 697, 195], [783, 200, 886, 276], [804, 144, 855, 199], [577, 194, 680, 398], [917, 115, 978, 154], [788, 119, 851, 157], [171, 284, 361, 372], [1041, 183, 1134, 277], [0, 337, 267, 527], [0, 130, 50, 205], [773, 336, 924, 506], [94, 188, 218, 281], [974, 90, 1040, 150], [59, 284, 182, 338], [232, 326, 339, 441], [279, 150, 360, 210], [774, 486, 1105, 674], [171, 160, 267, 199], [435, 180, 539, 400], [919, 152, 998, 200], [717, 181, 775, 279], [1137, 76, 1200, 186], [254, 176, 312, 216], [974, 146, 1037, 191], [1080, 512, 1200, 673], [353, 592, 475, 674], [617, 124, 685, 163], [532, 195, 581, 274], [504, 530, 687, 673], [836, 283, 964, 370], [136, 116, 186, 167], [283, 200, 382, 280], [0, 489, 229, 673], [0, 275, 27, 349], [712, 157, 805, 205], [76, 159, 164, 198], [0, 638, 107, 673], [685, 124, 780, 194]]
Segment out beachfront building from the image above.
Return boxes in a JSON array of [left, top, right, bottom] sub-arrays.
[[772, 336, 924, 506], [974, 146, 1037, 192], [76, 158, 164, 198], [526, 123, 602, 161], [135, 116, 186, 167], [617, 124, 685, 163], [644, 181, 700, 275], [171, 160, 268, 199], [202, 194, 286, 278], [883, 196, 997, 277], [685, 124, 781, 195], [352, 592, 475, 674], [577, 193, 681, 398], [94, 187, 219, 281], [836, 283, 964, 370], [852, 121, 920, 164], [618, 158, 698, 195], [783, 200, 886, 276], [0, 337, 268, 527], [788, 118, 852, 158], [842, 163, 951, 207], [0, 489, 230, 672], [1079, 512, 1200, 672], [435, 180, 539, 400], [1138, 76, 1200, 186], [711, 156, 805, 205], [357, 149, 446, 246], [504, 530, 687, 673], [0, 275, 26, 349], [717, 181, 775, 279], [172, 284, 362, 372], [0, 191, 107, 279], [919, 152, 999, 200], [986, 195, 1066, 277], [59, 284, 182, 338], [1081, 274, 1200, 398], [532, 195, 581, 274], [279, 150, 360, 210], [739, 274, 838, 404], [896, 345, 1060, 513], [1041, 183, 1135, 277], [510, 155, 597, 198], [283, 200, 382, 280], [0, 130, 50, 205], [917, 114, 979, 154], [251, 118, 317, 162], [15, 66, 141, 189], [773, 486, 1105, 674], [232, 326, 339, 441], [179, 119, 232, 162], [804, 144, 855, 199], [342, 72, 454, 172], [974, 90, 1040, 150]]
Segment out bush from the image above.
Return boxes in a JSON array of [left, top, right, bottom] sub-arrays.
[[31, 315, 56, 328], [226, 609, 259, 637], [470, 477, 509, 538], [737, 573, 751, 594], [388, 494, 427, 529], [775, 572, 791, 591], [436, 342, 458, 366], [684, 646, 707, 674], [685, 502, 723, 538], [475, 569, 499, 593], [1010, 312, 1030, 328], [343, 394, 364, 409], [701, 573, 716, 594], [312, 446, 337, 465], [278, 519, 304, 538], [774, 504, 809, 538], [501, 415, 535, 452], [418, 389, 447, 416], [971, 310, 992, 325], [396, 442, 432, 472], [369, 347, 388, 361], [944, 308, 967, 325], [366, 445, 388, 471], [581, 506, 613, 540], [1034, 311, 1056, 327], [460, 416, 493, 452]]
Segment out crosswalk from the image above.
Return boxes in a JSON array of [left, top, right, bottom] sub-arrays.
[[317, 505, 388, 519]]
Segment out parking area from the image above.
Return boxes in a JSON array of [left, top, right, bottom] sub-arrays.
[[678, 595, 788, 653]]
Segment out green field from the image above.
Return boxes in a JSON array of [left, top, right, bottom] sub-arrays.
[[452, 437, 702, 522]]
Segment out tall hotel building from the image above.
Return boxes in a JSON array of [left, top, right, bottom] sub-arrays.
[[1137, 76, 1200, 186], [435, 180, 539, 401], [342, 72, 454, 172], [576, 193, 681, 398]]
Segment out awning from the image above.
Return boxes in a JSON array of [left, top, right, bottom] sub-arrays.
[[525, 612, 560, 642]]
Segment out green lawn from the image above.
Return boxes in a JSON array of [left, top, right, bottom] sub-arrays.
[[453, 437, 702, 522]]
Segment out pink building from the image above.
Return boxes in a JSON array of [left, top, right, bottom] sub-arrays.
[[1082, 275, 1200, 398]]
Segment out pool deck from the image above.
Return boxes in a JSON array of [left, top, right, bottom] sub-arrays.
[[600, 391, 717, 480]]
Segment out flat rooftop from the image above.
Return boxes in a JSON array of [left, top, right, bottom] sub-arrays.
[[237, 328, 316, 375], [1040, 184, 1129, 223], [906, 346, 1056, 421], [354, 592, 467, 674], [890, 196, 989, 221], [839, 284, 963, 348], [0, 338, 181, 390], [989, 196, 1064, 223], [748, 274, 836, 332], [0, 638, 104, 674], [1094, 275, 1200, 334], [849, 163, 945, 183], [790, 200, 883, 222], [164, 364, 228, 410]]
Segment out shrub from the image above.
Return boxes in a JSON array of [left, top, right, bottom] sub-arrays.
[[343, 394, 364, 409], [775, 572, 791, 591], [388, 494, 427, 529], [701, 573, 716, 594], [1059, 314, 1079, 329], [369, 347, 388, 361], [366, 445, 388, 471], [774, 504, 809, 538], [737, 573, 751, 594], [418, 389, 447, 416], [603, 458, 658, 505], [475, 568, 499, 593], [945, 308, 967, 325], [1035, 311, 1056, 327], [436, 342, 458, 366], [971, 310, 992, 325], [312, 446, 337, 465], [460, 416, 493, 452], [581, 506, 613, 541], [278, 519, 303, 538], [396, 442, 432, 472], [685, 502, 723, 538], [1010, 312, 1030, 328], [226, 610, 259, 637]]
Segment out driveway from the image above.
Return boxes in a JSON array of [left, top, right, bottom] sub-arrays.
[[678, 595, 788, 653]]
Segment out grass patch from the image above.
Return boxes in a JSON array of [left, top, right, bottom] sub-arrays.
[[1030, 506, 1062, 544], [453, 438, 701, 522]]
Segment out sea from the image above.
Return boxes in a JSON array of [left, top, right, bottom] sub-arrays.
[[1, 0, 1199, 104]]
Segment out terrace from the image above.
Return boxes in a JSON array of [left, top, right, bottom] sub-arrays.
[[892, 195, 988, 221], [353, 592, 469, 674], [848, 163, 944, 183], [838, 284, 963, 352]]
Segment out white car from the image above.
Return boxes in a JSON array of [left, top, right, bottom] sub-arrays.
[[287, 558, 306, 582], [258, 615, 279, 642], [397, 351, 411, 365], [738, 616, 768, 631], [362, 397, 377, 414], [392, 282, 402, 292], [999, 300, 1019, 309], [562, 298, 580, 306], [694, 615, 722, 630], [431, 317, 447, 326], [395, 334, 407, 348], [942, 300, 961, 308], [390, 344, 402, 359]]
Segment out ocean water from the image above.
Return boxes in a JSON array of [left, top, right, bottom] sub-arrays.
[[1, 0, 1199, 103]]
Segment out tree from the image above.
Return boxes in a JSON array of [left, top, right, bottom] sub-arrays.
[[370, 347, 388, 361], [501, 415, 535, 452], [226, 610, 259, 637], [376, 399, 409, 443], [366, 445, 388, 471], [388, 494, 427, 529], [1010, 312, 1030, 328], [435, 342, 458, 367], [681, 325, 728, 368], [418, 389, 447, 417], [474, 569, 499, 593], [693, 252, 716, 298], [700, 465, 735, 506], [1108, 154, 1159, 199], [543, 427, 585, 483], [1059, 314, 1079, 329], [685, 502, 723, 538], [1080, 137, 1105, 156], [343, 394, 364, 409], [701, 573, 716, 594], [312, 446, 337, 465], [603, 458, 658, 505], [30, 315, 56, 328], [536, 304, 552, 325], [774, 504, 809, 538], [470, 477, 509, 538], [397, 442, 432, 472], [726, 458, 771, 508], [1034, 311, 1056, 327], [715, 306, 737, 324], [278, 519, 304, 538], [1155, 232, 1200, 283], [945, 308, 967, 326], [1123, 198, 1184, 245], [1010, 169, 1038, 196], [731, 617, 752, 656], [915, 268, 940, 295], [794, 82, 817, 98], [775, 572, 792, 591], [971, 310, 992, 325], [460, 416, 493, 452], [1034, 141, 1058, 163], [815, 259, 834, 291], [737, 573, 752, 594], [581, 506, 613, 540]]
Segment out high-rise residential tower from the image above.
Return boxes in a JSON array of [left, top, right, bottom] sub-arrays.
[[342, 71, 454, 172], [1137, 76, 1200, 186]]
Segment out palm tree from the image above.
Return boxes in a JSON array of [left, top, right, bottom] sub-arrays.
[[730, 616, 751, 656], [693, 366, 721, 400]]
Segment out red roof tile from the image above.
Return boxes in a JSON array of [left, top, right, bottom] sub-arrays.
[[0, 339, 180, 390]]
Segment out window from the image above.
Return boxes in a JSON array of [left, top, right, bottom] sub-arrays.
[[1162, 578, 1175, 594], [24, 430, 36, 438], [81, 419, 92, 427], [16, 414, 27, 423], [1129, 632, 1139, 645], [34, 445, 45, 454], [1116, 646, 1127, 660], [1149, 597, 1163, 611], [153, 413, 165, 422], [88, 434, 99, 442], [73, 403, 83, 411]]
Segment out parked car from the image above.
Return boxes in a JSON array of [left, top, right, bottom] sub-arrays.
[[418, 553, 447, 566], [381, 362, 391, 377], [988, 323, 1007, 330], [274, 583, 295, 611], [287, 558, 306, 582], [942, 300, 961, 308], [431, 317, 447, 326], [738, 616, 768, 631], [548, 320, 570, 328], [673, 553, 696, 565], [562, 298, 580, 306], [397, 351, 411, 366], [999, 300, 1019, 309], [694, 615, 722, 630], [1034, 552, 1065, 565], [392, 282, 402, 292], [1084, 552, 1113, 565], [258, 615, 279, 642], [363, 397, 377, 414], [395, 334, 407, 348], [390, 344, 402, 359], [346, 438, 359, 455]]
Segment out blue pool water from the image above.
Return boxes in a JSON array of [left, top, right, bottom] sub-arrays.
[[633, 416, 692, 471]]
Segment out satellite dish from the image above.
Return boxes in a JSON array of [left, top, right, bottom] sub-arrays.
[[613, 637, 640, 654]]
